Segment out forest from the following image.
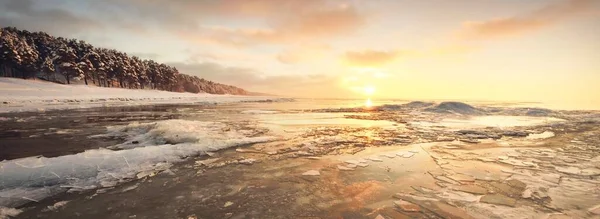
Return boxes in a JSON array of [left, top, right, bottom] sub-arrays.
[[0, 27, 249, 95]]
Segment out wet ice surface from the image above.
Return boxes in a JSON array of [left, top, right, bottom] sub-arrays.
[[2, 100, 600, 219]]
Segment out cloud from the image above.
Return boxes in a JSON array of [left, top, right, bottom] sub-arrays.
[[168, 60, 343, 96], [459, 0, 597, 40], [343, 50, 399, 67], [168, 61, 259, 88], [170, 1, 366, 46], [0, 0, 103, 36], [277, 44, 331, 64], [2, 0, 367, 47]]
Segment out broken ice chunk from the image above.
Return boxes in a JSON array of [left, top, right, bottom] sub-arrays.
[[302, 170, 320, 176], [480, 194, 517, 207], [522, 161, 536, 167], [588, 205, 600, 215], [367, 157, 383, 162], [205, 152, 217, 157], [581, 168, 600, 176], [356, 163, 369, 167], [47, 201, 69, 211], [522, 188, 532, 199], [196, 158, 220, 166], [555, 166, 581, 175], [526, 131, 555, 139], [344, 160, 359, 165], [383, 154, 397, 158], [542, 174, 561, 184], [393, 199, 421, 212], [402, 153, 415, 158], [238, 158, 257, 165], [337, 165, 354, 171]]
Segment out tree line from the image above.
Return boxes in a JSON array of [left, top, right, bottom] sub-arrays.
[[0, 27, 248, 95]]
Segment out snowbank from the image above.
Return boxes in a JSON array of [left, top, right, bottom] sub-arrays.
[[0, 78, 280, 113], [0, 120, 277, 208]]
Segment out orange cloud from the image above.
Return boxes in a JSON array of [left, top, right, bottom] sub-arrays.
[[459, 0, 597, 40], [343, 50, 399, 67], [174, 1, 366, 46]]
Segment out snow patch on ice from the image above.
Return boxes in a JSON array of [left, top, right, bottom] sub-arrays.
[[526, 131, 555, 140], [0, 207, 22, 219]]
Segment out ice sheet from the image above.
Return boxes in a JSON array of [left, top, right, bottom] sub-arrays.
[[0, 120, 276, 208]]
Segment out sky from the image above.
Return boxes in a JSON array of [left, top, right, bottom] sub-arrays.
[[1, 0, 599, 107]]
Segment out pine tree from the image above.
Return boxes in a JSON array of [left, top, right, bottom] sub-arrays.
[[0, 26, 249, 94], [54, 41, 81, 84]]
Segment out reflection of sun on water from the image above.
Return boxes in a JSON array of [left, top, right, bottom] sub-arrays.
[[363, 85, 375, 108]]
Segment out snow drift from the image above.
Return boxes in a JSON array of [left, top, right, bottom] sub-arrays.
[[0, 78, 282, 113], [0, 120, 277, 208]]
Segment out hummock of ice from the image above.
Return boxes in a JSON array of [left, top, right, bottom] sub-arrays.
[[425, 102, 484, 115], [98, 120, 270, 150], [0, 120, 276, 208]]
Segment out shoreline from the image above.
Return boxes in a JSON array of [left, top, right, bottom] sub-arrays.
[[0, 78, 285, 114]]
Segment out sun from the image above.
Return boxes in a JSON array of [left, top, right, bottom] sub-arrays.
[[365, 98, 373, 107], [363, 85, 375, 96]]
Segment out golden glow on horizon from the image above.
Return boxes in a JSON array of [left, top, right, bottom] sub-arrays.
[[365, 98, 373, 108], [63, 0, 598, 109], [363, 85, 375, 96]]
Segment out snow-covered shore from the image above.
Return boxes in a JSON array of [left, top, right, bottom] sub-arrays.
[[0, 78, 281, 113]]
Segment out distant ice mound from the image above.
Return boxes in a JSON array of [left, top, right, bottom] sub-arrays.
[[525, 108, 554, 116], [501, 107, 556, 117], [425, 102, 484, 115], [375, 101, 435, 111], [0, 120, 276, 208], [403, 101, 436, 109]]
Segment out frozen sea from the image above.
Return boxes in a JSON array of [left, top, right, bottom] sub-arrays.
[[2, 96, 600, 219]]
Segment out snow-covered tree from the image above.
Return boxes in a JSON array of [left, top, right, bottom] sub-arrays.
[[0, 26, 249, 94], [54, 41, 81, 84]]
